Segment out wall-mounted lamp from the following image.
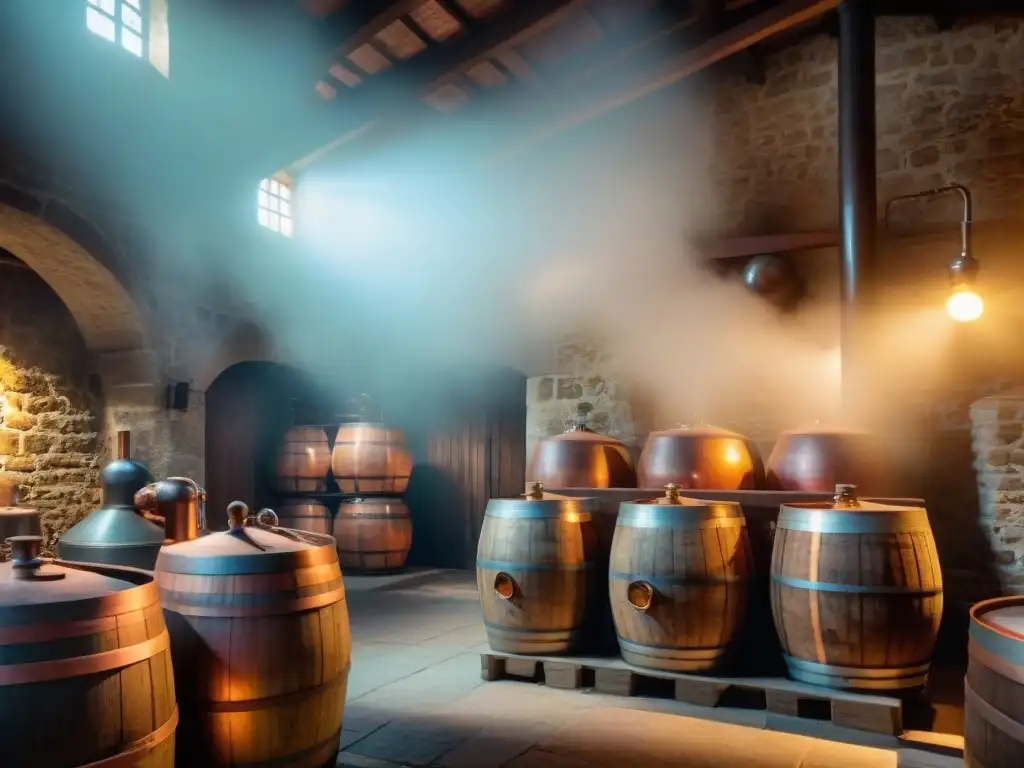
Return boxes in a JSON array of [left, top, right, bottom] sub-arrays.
[[883, 183, 982, 323]]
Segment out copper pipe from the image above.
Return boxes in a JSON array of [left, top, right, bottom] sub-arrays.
[[116, 431, 131, 460]]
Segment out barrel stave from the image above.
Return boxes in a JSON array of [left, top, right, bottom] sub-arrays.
[[277, 427, 331, 493], [331, 425, 412, 494], [477, 511, 597, 655], [770, 521, 943, 690]]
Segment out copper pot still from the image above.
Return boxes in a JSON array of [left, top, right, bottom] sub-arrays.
[[638, 425, 765, 490], [766, 426, 889, 495], [134, 476, 208, 542], [527, 402, 637, 489]]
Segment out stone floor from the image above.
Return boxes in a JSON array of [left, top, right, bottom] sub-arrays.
[[336, 569, 964, 768]]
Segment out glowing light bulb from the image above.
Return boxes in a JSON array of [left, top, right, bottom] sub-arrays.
[[946, 288, 984, 323], [724, 444, 741, 465]]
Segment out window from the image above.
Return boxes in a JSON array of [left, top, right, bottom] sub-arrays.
[[258, 178, 293, 237], [86, 0, 146, 59]]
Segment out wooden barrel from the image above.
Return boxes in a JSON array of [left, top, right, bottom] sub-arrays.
[[966, 596, 1024, 768], [277, 498, 333, 536], [476, 483, 600, 654], [770, 484, 943, 691], [609, 485, 752, 672], [155, 503, 351, 768], [333, 497, 412, 572], [331, 423, 413, 494], [276, 426, 331, 493], [0, 535, 177, 768]]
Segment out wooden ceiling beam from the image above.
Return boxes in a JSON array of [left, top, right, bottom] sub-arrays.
[[484, 0, 840, 166]]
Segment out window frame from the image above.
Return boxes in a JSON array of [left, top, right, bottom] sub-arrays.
[[258, 176, 294, 238], [86, 0, 148, 60]]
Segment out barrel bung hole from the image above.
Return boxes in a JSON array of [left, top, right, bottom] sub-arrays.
[[494, 572, 517, 600]]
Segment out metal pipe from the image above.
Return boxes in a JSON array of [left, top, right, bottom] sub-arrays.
[[837, 0, 877, 410], [116, 431, 131, 461], [883, 183, 973, 257]]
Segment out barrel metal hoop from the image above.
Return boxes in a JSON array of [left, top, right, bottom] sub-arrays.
[[336, 513, 410, 521], [477, 559, 594, 573], [776, 508, 932, 534], [617, 637, 725, 660], [160, 587, 346, 618], [156, 541, 338, 575], [965, 677, 1024, 744], [0, 629, 170, 686], [484, 506, 593, 522], [615, 508, 746, 530], [0, 578, 159, 627], [187, 668, 349, 712], [970, 614, 1024, 669], [611, 571, 747, 589], [770, 574, 943, 596], [79, 706, 179, 768], [784, 654, 931, 680]]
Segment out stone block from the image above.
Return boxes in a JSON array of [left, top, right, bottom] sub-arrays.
[[0, 429, 22, 454]]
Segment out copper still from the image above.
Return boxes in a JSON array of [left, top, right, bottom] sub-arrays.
[[58, 430, 166, 570], [134, 476, 207, 542], [527, 402, 637, 489], [766, 426, 889, 494], [637, 425, 765, 490]]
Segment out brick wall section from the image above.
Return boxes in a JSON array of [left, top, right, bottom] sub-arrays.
[[710, 16, 1024, 234], [0, 262, 101, 546]]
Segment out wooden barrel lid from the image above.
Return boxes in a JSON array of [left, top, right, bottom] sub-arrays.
[[969, 597, 1024, 673], [617, 484, 744, 530], [484, 482, 599, 520], [0, 536, 156, 628], [155, 503, 337, 576], [778, 484, 930, 534]]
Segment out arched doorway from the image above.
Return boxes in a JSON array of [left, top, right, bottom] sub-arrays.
[[204, 361, 334, 529]]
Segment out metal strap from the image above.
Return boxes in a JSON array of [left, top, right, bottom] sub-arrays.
[[969, 638, 1024, 686], [0, 630, 170, 686], [965, 677, 1024, 744], [770, 574, 942, 595], [79, 707, 179, 768]]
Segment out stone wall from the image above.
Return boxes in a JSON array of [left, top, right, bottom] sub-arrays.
[[710, 16, 1024, 234], [0, 259, 102, 545]]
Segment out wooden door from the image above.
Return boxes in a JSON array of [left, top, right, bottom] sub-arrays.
[[405, 369, 526, 569]]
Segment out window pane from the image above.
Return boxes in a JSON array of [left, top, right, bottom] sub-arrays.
[[122, 29, 143, 56], [279, 185, 291, 201], [258, 190, 270, 208], [268, 212, 280, 231], [280, 200, 291, 217], [280, 217, 293, 237], [270, 180, 280, 195], [89, 0, 116, 15], [260, 179, 270, 191], [86, 7, 117, 41], [122, 6, 143, 33], [258, 208, 269, 227]]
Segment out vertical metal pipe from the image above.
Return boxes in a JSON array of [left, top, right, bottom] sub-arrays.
[[838, 0, 877, 412], [117, 430, 131, 461]]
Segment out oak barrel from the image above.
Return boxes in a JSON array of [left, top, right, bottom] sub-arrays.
[[609, 485, 752, 672], [965, 596, 1024, 768], [276, 426, 331, 493], [0, 535, 177, 768], [769, 484, 943, 691], [333, 497, 412, 572], [277, 498, 333, 536], [155, 503, 351, 768], [476, 483, 600, 654], [331, 423, 413, 494]]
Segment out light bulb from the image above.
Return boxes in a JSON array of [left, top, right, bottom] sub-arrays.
[[946, 288, 984, 323]]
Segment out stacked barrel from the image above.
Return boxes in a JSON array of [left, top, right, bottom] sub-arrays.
[[275, 398, 414, 574]]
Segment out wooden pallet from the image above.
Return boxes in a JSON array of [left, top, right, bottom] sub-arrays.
[[480, 651, 904, 737]]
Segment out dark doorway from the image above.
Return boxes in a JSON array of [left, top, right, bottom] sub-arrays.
[[204, 361, 332, 529], [405, 367, 527, 570]]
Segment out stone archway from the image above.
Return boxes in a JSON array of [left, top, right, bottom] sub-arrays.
[[0, 203, 148, 354], [0, 198, 153, 543]]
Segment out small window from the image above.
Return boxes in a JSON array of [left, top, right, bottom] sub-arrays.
[[87, 0, 147, 59], [258, 177, 294, 237]]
